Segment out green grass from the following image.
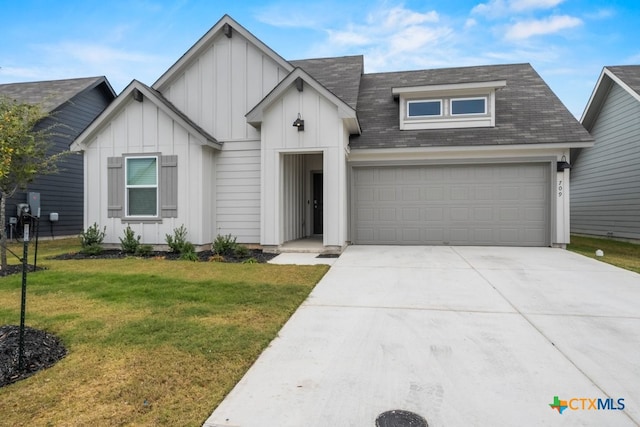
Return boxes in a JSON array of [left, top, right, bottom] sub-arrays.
[[568, 234, 640, 274], [0, 239, 329, 426]]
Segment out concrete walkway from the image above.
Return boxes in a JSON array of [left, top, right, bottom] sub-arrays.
[[204, 246, 640, 426]]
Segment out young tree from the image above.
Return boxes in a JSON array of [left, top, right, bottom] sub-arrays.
[[0, 96, 67, 270]]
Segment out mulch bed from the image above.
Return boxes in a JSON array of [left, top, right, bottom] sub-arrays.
[[51, 249, 277, 263], [0, 264, 46, 278], [0, 324, 67, 388]]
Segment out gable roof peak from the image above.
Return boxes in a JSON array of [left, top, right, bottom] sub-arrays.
[[0, 76, 114, 112], [153, 14, 292, 91]]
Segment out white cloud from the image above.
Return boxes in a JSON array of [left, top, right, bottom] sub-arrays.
[[505, 15, 582, 40], [368, 6, 439, 29], [304, 3, 451, 71], [510, 0, 564, 12], [472, 0, 565, 16]]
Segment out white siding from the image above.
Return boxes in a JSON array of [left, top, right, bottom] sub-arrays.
[[215, 140, 261, 243], [572, 83, 640, 239], [156, 31, 290, 243], [83, 98, 212, 246], [161, 32, 289, 141], [261, 84, 349, 248]]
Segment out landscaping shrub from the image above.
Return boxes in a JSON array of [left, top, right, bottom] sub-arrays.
[[165, 225, 190, 253], [213, 233, 238, 256], [119, 226, 141, 254], [80, 223, 106, 255], [234, 244, 250, 258], [136, 244, 154, 257], [179, 242, 198, 261]]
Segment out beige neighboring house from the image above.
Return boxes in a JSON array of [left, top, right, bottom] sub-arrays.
[[71, 15, 593, 252]]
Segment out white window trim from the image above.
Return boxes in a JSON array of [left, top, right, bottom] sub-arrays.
[[407, 99, 443, 118], [125, 155, 159, 218], [450, 96, 487, 116], [394, 80, 504, 130]]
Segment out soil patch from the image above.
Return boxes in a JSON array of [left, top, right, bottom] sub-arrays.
[[0, 264, 46, 278], [52, 249, 277, 263], [0, 325, 67, 388]]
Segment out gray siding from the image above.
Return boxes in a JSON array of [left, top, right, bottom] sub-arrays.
[[6, 83, 114, 237], [571, 83, 640, 239]]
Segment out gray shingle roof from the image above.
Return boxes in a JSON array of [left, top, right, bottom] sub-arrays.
[[349, 63, 593, 149], [290, 55, 363, 110], [607, 65, 640, 96], [0, 77, 110, 112]]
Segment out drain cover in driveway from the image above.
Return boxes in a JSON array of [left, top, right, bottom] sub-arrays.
[[376, 410, 428, 427]]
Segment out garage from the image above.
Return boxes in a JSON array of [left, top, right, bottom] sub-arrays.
[[352, 163, 550, 246]]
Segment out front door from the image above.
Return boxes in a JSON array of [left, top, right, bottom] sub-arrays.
[[313, 172, 323, 234]]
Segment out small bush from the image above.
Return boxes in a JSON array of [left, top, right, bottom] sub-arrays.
[[234, 244, 250, 258], [213, 234, 238, 256], [80, 223, 106, 254], [81, 243, 104, 256], [165, 225, 190, 253], [135, 244, 154, 257], [179, 242, 198, 261], [242, 257, 258, 264], [119, 226, 141, 254]]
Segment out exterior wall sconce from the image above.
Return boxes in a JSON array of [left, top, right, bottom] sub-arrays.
[[293, 113, 304, 131], [557, 155, 571, 172]]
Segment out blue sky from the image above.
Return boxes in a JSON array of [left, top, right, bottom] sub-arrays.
[[1, 0, 638, 118]]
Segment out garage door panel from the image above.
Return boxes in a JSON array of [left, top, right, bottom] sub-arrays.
[[352, 163, 549, 246]]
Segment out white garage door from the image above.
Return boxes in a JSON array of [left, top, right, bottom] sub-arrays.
[[352, 163, 550, 246]]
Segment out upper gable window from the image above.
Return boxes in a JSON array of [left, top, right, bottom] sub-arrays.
[[451, 97, 486, 115], [393, 80, 506, 130], [408, 100, 442, 117]]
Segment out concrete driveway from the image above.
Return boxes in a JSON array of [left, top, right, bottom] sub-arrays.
[[204, 246, 640, 426]]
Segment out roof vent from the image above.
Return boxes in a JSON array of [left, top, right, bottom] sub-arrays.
[[376, 410, 428, 427]]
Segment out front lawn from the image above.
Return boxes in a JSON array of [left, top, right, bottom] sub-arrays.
[[568, 234, 640, 274], [0, 238, 329, 426]]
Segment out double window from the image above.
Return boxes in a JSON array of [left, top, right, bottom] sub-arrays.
[[407, 97, 487, 119]]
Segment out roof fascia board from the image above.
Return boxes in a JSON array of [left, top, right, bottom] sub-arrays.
[[605, 67, 640, 104], [392, 80, 507, 97], [246, 68, 358, 125], [348, 141, 595, 159], [153, 14, 292, 90], [581, 67, 640, 130], [71, 81, 220, 151]]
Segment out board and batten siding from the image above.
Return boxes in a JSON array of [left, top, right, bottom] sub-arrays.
[[84, 97, 215, 246], [571, 83, 640, 239], [7, 83, 113, 237], [156, 30, 291, 244], [261, 84, 349, 248]]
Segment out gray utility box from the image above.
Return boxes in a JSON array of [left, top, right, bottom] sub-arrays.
[[28, 192, 41, 218]]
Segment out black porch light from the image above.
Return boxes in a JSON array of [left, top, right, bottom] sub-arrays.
[[293, 113, 304, 131], [557, 155, 571, 172]]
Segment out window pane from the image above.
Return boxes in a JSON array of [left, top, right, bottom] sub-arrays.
[[451, 98, 486, 115], [127, 158, 157, 186], [128, 188, 157, 216], [408, 101, 441, 117]]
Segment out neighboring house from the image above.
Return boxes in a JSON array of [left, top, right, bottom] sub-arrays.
[[571, 65, 640, 240], [0, 77, 116, 238], [71, 15, 593, 252]]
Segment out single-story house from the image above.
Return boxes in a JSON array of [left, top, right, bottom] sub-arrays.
[[0, 77, 116, 238], [571, 65, 640, 240], [71, 15, 593, 252]]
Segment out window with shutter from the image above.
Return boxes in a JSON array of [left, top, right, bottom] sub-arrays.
[[107, 154, 178, 220]]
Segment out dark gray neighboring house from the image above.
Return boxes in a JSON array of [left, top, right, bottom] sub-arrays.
[[571, 65, 640, 240], [0, 77, 116, 239]]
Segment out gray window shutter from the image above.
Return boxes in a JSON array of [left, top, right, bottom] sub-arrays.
[[160, 155, 178, 218], [107, 157, 124, 218]]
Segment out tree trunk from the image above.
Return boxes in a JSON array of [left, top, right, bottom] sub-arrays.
[[1, 193, 6, 270]]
